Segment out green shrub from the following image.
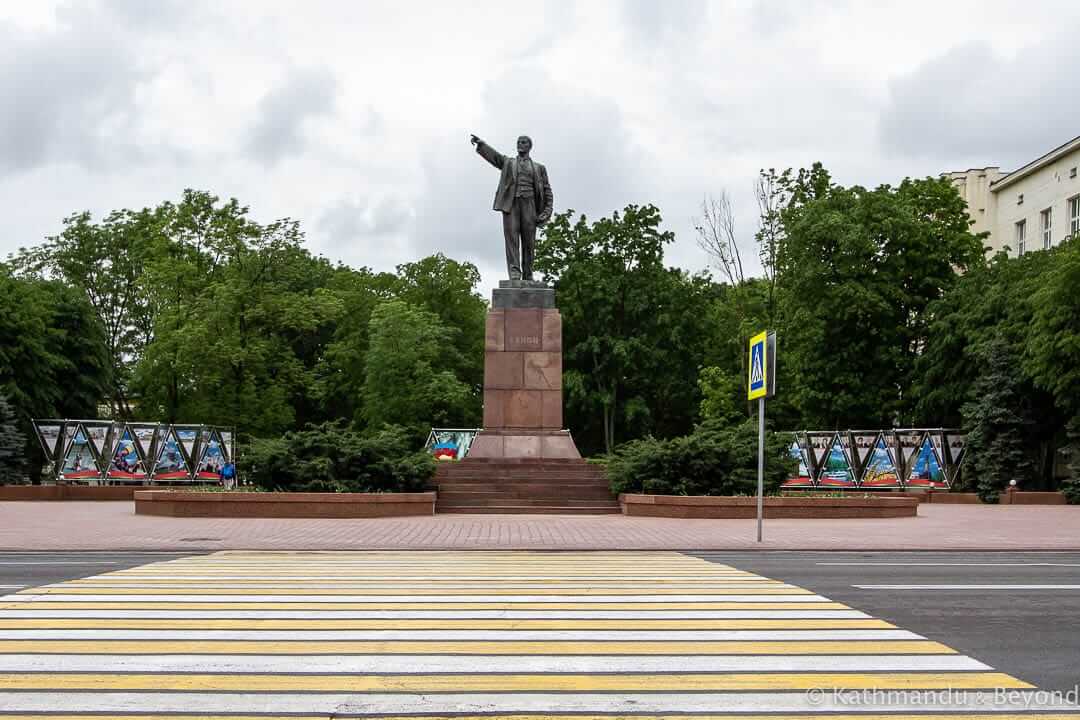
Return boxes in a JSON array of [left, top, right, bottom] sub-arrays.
[[240, 423, 435, 493], [606, 419, 793, 496]]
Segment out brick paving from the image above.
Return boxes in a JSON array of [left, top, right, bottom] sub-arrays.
[[1, 502, 1079, 550]]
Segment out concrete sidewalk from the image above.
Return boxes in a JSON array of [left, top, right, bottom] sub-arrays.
[[1, 502, 1079, 551]]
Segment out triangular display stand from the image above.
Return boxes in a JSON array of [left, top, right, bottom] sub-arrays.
[[861, 434, 901, 488], [850, 432, 878, 477], [175, 427, 199, 465], [153, 428, 192, 481], [906, 435, 949, 489], [195, 430, 227, 480], [896, 431, 924, 478], [106, 426, 149, 480], [60, 424, 101, 480], [32, 421, 64, 463], [804, 431, 835, 482], [943, 431, 967, 477], [781, 435, 815, 488], [817, 433, 857, 487]]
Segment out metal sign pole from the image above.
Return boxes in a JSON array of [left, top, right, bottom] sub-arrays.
[[757, 396, 765, 543]]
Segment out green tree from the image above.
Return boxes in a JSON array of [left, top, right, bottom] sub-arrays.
[[12, 208, 164, 417], [0, 270, 111, 421], [362, 300, 472, 442], [775, 166, 983, 428], [962, 338, 1037, 502], [537, 205, 712, 454]]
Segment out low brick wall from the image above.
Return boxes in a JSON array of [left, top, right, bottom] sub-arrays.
[[619, 494, 919, 519], [134, 490, 436, 518], [0, 485, 143, 501], [917, 491, 1068, 505], [1001, 490, 1067, 505]]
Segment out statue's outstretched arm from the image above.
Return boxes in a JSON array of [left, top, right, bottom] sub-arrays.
[[470, 134, 505, 170]]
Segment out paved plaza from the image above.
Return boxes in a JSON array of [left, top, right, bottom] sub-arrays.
[[1, 550, 1079, 717], [1, 501, 1080, 550]]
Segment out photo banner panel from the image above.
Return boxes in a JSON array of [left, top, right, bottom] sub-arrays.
[[60, 425, 101, 480], [851, 432, 878, 477], [804, 431, 835, 481], [106, 426, 148, 481], [781, 435, 815, 488], [175, 427, 199, 465], [220, 430, 233, 461], [817, 433, 857, 488], [897, 430, 925, 479], [944, 431, 967, 472], [195, 430, 226, 481], [32, 421, 64, 462], [425, 429, 480, 461], [153, 428, 191, 481], [861, 434, 902, 488], [906, 435, 949, 489]]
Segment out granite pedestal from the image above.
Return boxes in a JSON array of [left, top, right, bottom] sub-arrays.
[[468, 281, 580, 460]]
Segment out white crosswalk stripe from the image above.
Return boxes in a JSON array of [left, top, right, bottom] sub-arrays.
[[0, 550, 1075, 720]]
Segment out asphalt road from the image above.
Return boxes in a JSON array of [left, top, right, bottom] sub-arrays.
[[0, 551, 197, 592], [2, 550, 1077, 696], [695, 551, 1080, 693]]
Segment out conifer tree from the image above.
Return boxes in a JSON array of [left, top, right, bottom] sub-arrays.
[[961, 339, 1035, 503], [0, 393, 28, 485]]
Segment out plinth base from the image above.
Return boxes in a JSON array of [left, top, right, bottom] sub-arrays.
[[467, 429, 581, 460]]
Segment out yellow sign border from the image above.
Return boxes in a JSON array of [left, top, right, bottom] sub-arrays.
[[747, 330, 768, 401]]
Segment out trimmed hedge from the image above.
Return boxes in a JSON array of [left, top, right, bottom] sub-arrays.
[[606, 419, 793, 496], [240, 423, 435, 493]]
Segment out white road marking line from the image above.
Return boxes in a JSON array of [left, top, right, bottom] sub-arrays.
[[855, 584, 1080, 590], [0, 628, 923, 640], [0, 609, 866, 619], [821, 562, 1080, 567], [0, 653, 989, 673], [0, 585, 25, 589], [0, 691, 1073, 714]]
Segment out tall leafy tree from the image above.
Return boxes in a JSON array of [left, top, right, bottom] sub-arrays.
[[775, 165, 983, 428], [537, 205, 711, 454], [362, 300, 472, 442]]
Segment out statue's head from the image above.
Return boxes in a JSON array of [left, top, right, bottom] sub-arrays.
[[517, 135, 533, 154]]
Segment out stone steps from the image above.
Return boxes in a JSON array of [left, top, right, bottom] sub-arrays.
[[434, 459, 617, 515], [437, 505, 623, 515]]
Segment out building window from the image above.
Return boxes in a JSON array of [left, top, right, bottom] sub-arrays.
[[1070, 195, 1080, 238], [1041, 208, 1053, 250], [1016, 219, 1026, 256]]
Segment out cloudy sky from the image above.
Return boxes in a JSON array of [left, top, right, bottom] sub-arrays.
[[3, 0, 1079, 287]]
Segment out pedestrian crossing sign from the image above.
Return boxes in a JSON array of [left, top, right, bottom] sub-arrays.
[[748, 330, 768, 400]]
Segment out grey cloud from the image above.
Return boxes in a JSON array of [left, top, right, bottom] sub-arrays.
[[620, 0, 708, 45], [410, 65, 655, 277], [318, 195, 414, 242], [0, 9, 148, 175], [879, 37, 1080, 169], [246, 67, 338, 167]]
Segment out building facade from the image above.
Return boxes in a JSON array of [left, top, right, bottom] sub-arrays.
[[947, 135, 1080, 256]]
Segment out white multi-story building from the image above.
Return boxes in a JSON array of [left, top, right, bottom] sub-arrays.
[[946, 135, 1080, 257]]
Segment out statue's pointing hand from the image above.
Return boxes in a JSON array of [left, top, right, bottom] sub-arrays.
[[470, 134, 481, 146]]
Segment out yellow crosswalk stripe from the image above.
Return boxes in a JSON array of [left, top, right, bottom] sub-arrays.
[[0, 550, 1072, 718]]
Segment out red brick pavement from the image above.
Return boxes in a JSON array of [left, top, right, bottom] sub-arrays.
[[1, 502, 1079, 550]]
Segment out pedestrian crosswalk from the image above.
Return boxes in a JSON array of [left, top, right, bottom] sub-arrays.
[[0, 550, 1076, 717]]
